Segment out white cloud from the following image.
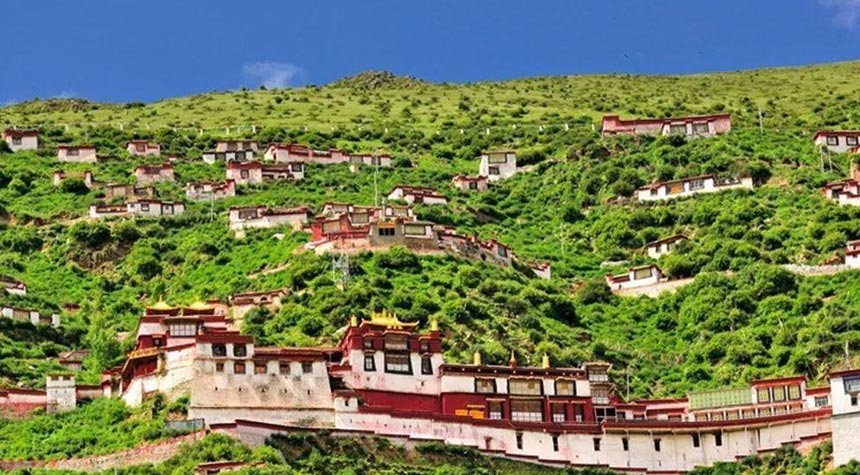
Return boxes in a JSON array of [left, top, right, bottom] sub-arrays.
[[819, 0, 860, 27], [241, 61, 304, 88]]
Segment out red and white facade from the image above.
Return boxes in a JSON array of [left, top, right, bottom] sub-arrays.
[[846, 241, 860, 268], [601, 114, 731, 138], [185, 180, 236, 201], [134, 162, 175, 185], [0, 276, 26, 295], [0, 305, 60, 327], [226, 160, 305, 185], [814, 131, 860, 154], [88, 200, 185, 219], [216, 140, 258, 153], [57, 145, 97, 163], [263, 143, 348, 165], [127, 141, 161, 156], [228, 206, 312, 231], [479, 151, 517, 181], [2, 129, 38, 151], [606, 264, 664, 291], [452, 175, 488, 192], [637, 175, 753, 202], [387, 185, 448, 205]]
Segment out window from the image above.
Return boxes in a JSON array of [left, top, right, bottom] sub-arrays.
[[669, 124, 687, 135], [593, 438, 601, 452], [291, 163, 303, 172], [594, 407, 616, 423], [240, 170, 249, 179], [216, 152, 226, 161], [488, 401, 503, 420], [692, 434, 700, 448], [633, 267, 653, 280], [419, 340, 430, 353], [787, 384, 802, 400], [622, 437, 629, 451], [371, 156, 381, 166], [302, 361, 313, 373], [851, 395, 858, 407], [742, 408, 756, 419], [654, 439, 662, 452], [11, 137, 21, 145], [68, 148, 80, 156], [169, 323, 196, 337], [488, 153, 508, 164], [152, 337, 162, 347], [555, 380, 576, 396], [551, 403, 567, 422], [488, 166, 500, 175], [757, 387, 771, 403], [497, 246, 508, 258], [215, 362, 224, 372], [562, 403, 582, 423], [140, 203, 150, 212], [243, 141, 252, 149], [772, 386, 786, 402], [476, 378, 497, 393], [693, 122, 710, 134], [279, 363, 291, 375], [364, 353, 376, 371], [322, 221, 341, 233], [552, 435, 559, 452], [212, 344, 227, 357], [378, 227, 396, 237], [689, 179, 705, 190], [715, 432, 723, 447], [233, 362, 246, 374], [814, 396, 829, 407], [848, 136, 859, 146], [350, 213, 369, 224], [827, 136, 840, 146], [469, 181, 478, 190], [510, 400, 543, 422], [233, 344, 247, 357], [421, 356, 433, 375], [509, 379, 542, 396], [254, 363, 267, 374], [384, 353, 411, 374], [363, 338, 375, 350], [226, 142, 237, 151], [516, 433, 523, 450]]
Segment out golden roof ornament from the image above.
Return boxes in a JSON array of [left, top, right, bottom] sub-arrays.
[[361, 309, 418, 330], [473, 350, 482, 366], [430, 318, 439, 332], [350, 315, 358, 327], [148, 300, 175, 311], [509, 350, 517, 368], [542, 354, 550, 369]]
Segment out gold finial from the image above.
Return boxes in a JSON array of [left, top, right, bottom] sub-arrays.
[[473, 351, 482, 366], [430, 318, 439, 332], [542, 354, 550, 369], [509, 350, 517, 367], [350, 315, 358, 327]]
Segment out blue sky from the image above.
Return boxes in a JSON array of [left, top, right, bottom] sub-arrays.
[[1, 0, 859, 104]]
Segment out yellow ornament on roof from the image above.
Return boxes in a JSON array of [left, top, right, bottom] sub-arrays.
[[148, 300, 175, 311], [542, 354, 551, 369], [188, 301, 213, 310], [361, 309, 417, 330], [473, 351, 482, 366]]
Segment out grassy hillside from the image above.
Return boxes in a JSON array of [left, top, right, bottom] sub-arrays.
[[2, 61, 860, 402]]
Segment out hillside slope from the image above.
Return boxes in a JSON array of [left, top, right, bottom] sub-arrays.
[[0, 62, 860, 401]]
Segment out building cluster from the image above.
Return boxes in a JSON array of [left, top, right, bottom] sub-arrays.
[[2, 305, 858, 472], [0, 305, 60, 327]]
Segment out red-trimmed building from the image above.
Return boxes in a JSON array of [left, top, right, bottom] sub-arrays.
[[387, 185, 448, 205], [602, 113, 731, 138], [127, 140, 161, 157], [186, 180, 236, 201], [228, 206, 313, 231], [57, 145, 97, 163], [814, 131, 860, 154], [226, 160, 305, 184], [134, 162, 175, 185], [452, 175, 489, 192], [2, 128, 38, 151]]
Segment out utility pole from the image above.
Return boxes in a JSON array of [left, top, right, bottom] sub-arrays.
[[758, 107, 764, 134], [373, 163, 379, 207]]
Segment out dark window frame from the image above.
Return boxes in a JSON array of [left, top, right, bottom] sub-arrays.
[[364, 353, 376, 371]]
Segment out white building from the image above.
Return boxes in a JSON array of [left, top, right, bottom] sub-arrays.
[[637, 175, 753, 202], [126, 141, 161, 156], [203, 150, 256, 164], [57, 145, 97, 163], [645, 235, 689, 259], [0, 306, 60, 327], [134, 163, 175, 185], [452, 175, 488, 192], [830, 369, 860, 467], [847, 241, 860, 268], [814, 131, 860, 154], [216, 140, 258, 153], [387, 185, 448, 205], [479, 151, 517, 181], [606, 264, 664, 291], [226, 160, 305, 185], [186, 180, 236, 201], [229, 206, 312, 231], [2, 129, 38, 151], [89, 200, 185, 219]]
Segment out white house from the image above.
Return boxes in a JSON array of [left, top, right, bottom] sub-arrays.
[[830, 369, 860, 467], [203, 150, 256, 164], [814, 131, 860, 154], [529, 262, 551, 280], [387, 185, 448, 205], [186, 180, 236, 201], [57, 145, 97, 163], [479, 151, 517, 181], [134, 163, 175, 185], [127, 141, 161, 156], [0, 276, 27, 295], [601, 113, 732, 138], [645, 235, 688, 259], [89, 200, 185, 219], [226, 160, 305, 185], [0, 306, 60, 327], [452, 175, 488, 192], [846, 241, 860, 268], [216, 140, 258, 153], [2, 129, 38, 151], [228, 206, 313, 231], [637, 175, 753, 202], [606, 264, 664, 291], [263, 143, 348, 164]]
